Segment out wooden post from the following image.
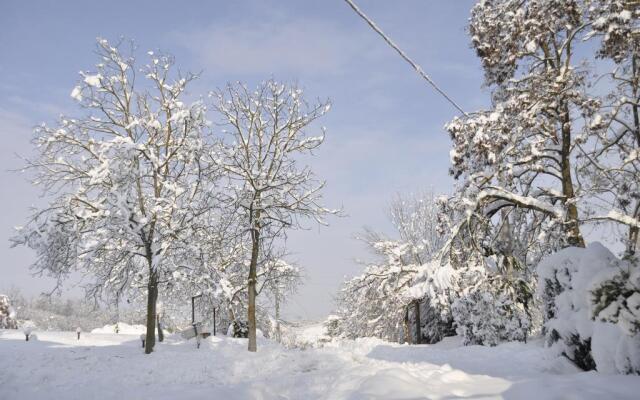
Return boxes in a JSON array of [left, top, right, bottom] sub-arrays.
[[191, 294, 202, 325]]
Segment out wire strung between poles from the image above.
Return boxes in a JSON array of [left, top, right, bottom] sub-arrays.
[[343, 0, 468, 117]]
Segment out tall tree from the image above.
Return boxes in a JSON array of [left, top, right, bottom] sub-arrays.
[[445, 0, 602, 249], [583, 0, 640, 256], [210, 80, 336, 351], [12, 38, 212, 354]]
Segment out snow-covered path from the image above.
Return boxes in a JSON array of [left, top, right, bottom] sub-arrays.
[[1, 329, 639, 399]]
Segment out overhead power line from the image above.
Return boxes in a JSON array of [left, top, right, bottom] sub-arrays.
[[343, 0, 468, 116]]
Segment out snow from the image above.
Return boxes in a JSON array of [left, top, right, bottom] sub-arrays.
[[525, 40, 537, 53], [70, 86, 82, 101], [477, 188, 565, 219], [1, 329, 639, 399], [537, 243, 640, 374], [91, 322, 147, 335], [620, 10, 632, 21], [83, 74, 102, 87], [604, 210, 640, 228]]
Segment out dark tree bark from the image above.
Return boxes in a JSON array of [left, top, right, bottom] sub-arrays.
[[157, 314, 164, 342], [413, 300, 421, 345], [247, 217, 260, 352], [560, 102, 585, 248], [403, 306, 411, 344], [625, 54, 640, 258], [144, 262, 158, 354]]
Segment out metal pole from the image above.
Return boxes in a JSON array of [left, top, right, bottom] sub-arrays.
[[191, 296, 195, 324], [213, 307, 216, 336]]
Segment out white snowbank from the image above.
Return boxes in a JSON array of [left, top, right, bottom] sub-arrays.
[[1, 329, 639, 399]]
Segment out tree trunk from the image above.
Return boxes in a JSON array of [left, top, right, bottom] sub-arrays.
[[247, 225, 260, 352], [403, 306, 411, 344], [626, 54, 640, 258], [274, 284, 281, 343], [560, 102, 585, 248], [157, 314, 164, 342], [144, 265, 158, 354], [413, 300, 421, 345]]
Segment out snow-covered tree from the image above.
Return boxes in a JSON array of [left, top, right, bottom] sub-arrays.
[[388, 191, 454, 343], [12, 38, 213, 354], [336, 238, 420, 342], [581, 0, 640, 257], [446, 0, 602, 250], [169, 221, 302, 341], [210, 80, 336, 351], [438, 0, 599, 344], [0, 295, 18, 329], [262, 259, 301, 343], [335, 191, 453, 344], [388, 190, 446, 264]]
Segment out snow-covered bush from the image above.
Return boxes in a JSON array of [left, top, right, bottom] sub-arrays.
[[452, 277, 532, 346], [228, 321, 249, 338], [538, 242, 640, 374], [590, 256, 640, 374], [0, 295, 18, 329]]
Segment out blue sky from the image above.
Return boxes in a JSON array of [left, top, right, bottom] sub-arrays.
[[0, 0, 487, 319]]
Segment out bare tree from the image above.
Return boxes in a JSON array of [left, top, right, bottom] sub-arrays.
[[210, 80, 337, 351]]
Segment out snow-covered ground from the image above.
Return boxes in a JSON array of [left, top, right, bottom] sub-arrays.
[[1, 328, 639, 399]]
